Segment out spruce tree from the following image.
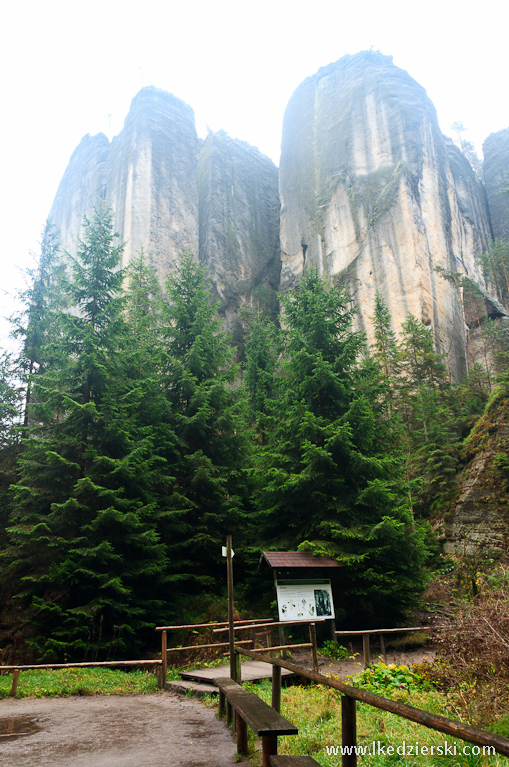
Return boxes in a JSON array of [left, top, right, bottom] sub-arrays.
[[398, 314, 458, 513], [4, 208, 168, 661], [255, 273, 427, 623], [160, 251, 250, 604]]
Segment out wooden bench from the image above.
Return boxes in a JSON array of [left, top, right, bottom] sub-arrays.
[[214, 676, 298, 767], [270, 757, 322, 766]]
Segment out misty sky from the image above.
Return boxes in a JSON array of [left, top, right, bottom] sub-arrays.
[[1, 0, 507, 344]]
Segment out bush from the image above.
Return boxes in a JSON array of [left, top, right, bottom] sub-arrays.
[[431, 566, 509, 726], [348, 662, 431, 694], [319, 641, 351, 660]]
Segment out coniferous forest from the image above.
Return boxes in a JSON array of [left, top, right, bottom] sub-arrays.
[[0, 205, 508, 663]]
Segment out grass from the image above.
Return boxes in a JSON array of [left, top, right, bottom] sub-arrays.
[[0, 667, 159, 699], [238, 678, 508, 767]]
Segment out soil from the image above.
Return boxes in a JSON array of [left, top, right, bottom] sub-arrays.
[[0, 691, 252, 767]]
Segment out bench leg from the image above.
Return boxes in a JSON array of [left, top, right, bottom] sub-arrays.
[[218, 690, 225, 719], [227, 701, 233, 727], [236, 712, 248, 755], [262, 734, 277, 767]]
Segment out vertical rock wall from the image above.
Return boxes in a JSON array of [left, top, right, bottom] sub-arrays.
[[483, 128, 509, 241], [198, 132, 280, 331], [279, 51, 493, 379], [50, 87, 199, 274]]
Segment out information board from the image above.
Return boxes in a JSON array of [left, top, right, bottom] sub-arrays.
[[275, 579, 335, 621]]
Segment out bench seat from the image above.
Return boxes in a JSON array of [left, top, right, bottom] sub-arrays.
[[214, 676, 298, 767]]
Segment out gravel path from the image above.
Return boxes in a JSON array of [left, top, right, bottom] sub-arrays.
[[0, 692, 247, 767]]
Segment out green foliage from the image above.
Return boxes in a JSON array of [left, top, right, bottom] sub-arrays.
[[349, 662, 431, 694], [319, 640, 351, 660], [254, 273, 428, 623], [160, 251, 251, 598], [3, 207, 170, 661]]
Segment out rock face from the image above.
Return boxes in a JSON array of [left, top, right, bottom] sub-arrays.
[[198, 132, 281, 331], [49, 54, 508, 381], [49, 88, 280, 324], [279, 51, 493, 380], [438, 391, 509, 559], [50, 87, 199, 274], [483, 128, 509, 241]]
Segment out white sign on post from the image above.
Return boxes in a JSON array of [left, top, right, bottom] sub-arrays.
[[221, 546, 234, 558], [276, 579, 335, 621]]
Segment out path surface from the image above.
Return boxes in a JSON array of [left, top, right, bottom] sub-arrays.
[[0, 692, 247, 767]]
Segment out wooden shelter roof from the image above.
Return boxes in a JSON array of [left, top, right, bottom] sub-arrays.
[[260, 551, 342, 569]]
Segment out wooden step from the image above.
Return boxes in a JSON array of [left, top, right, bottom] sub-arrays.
[[165, 679, 218, 697]]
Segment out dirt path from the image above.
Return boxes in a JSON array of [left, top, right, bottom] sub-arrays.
[[292, 647, 436, 679], [0, 692, 249, 767]]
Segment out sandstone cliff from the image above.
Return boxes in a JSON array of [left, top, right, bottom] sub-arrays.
[[49, 88, 280, 323], [483, 128, 509, 241], [439, 386, 509, 559], [50, 87, 199, 274], [198, 131, 281, 332], [279, 51, 493, 380]]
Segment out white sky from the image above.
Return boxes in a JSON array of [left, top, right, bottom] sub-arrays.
[[1, 0, 507, 346]]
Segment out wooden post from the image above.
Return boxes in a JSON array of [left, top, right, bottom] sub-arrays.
[[309, 622, 319, 672], [380, 634, 386, 663], [362, 633, 370, 669], [342, 694, 357, 767], [250, 628, 256, 650], [262, 734, 278, 767], [227, 535, 236, 683], [272, 664, 281, 713], [226, 535, 237, 682], [278, 625, 287, 658], [236, 711, 248, 755], [161, 631, 167, 688], [235, 651, 242, 683], [10, 669, 20, 697]]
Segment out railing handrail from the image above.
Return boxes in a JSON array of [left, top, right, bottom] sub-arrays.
[[234, 645, 509, 758], [213, 618, 326, 633], [335, 626, 430, 636], [0, 659, 161, 672], [155, 618, 272, 631]]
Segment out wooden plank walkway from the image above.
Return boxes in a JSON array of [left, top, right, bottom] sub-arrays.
[[180, 660, 295, 684]]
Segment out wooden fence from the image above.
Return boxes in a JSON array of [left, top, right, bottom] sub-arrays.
[[213, 618, 323, 673], [335, 626, 430, 668], [234, 645, 509, 766], [0, 659, 163, 698], [155, 618, 273, 688]]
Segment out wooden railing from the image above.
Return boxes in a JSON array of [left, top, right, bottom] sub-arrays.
[[234, 645, 509, 766], [0, 659, 163, 698], [335, 626, 430, 669], [155, 618, 273, 688], [213, 618, 324, 673]]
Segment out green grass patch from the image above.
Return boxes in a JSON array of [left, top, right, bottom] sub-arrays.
[[0, 667, 159, 699], [239, 679, 507, 767]]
